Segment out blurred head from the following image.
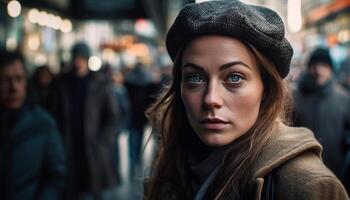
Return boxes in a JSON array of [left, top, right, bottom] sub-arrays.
[[71, 42, 90, 77], [33, 65, 53, 88], [307, 47, 333, 86], [0, 51, 26, 109], [112, 70, 124, 85]]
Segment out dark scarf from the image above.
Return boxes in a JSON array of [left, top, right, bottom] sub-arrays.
[[0, 105, 26, 135], [298, 73, 333, 97], [187, 138, 228, 196]]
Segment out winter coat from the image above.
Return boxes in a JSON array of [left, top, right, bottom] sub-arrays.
[[112, 84, 131, 134], [48, 71, 119, 196], [148, 123, 349, 200], [293, 76, 350, 177], [247, 123, 348, 200], [125, 66, 158, 129], [0, 105, 66, 200]]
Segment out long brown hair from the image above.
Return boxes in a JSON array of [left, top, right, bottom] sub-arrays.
[[145, 40, 292, 200]]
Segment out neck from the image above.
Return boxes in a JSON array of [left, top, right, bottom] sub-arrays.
[[0, 105, 22, 134], [75, 69, 89, 77]]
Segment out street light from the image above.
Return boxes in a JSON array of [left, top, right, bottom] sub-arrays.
[[7, 0, 21, 18], [287, 0, 302, 33]]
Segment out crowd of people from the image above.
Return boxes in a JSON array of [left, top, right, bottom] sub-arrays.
[[0, 42, 165, 199], [0, 0, 350, 200]]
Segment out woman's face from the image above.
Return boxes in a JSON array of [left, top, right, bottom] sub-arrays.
[[181, 35, 264, 147]]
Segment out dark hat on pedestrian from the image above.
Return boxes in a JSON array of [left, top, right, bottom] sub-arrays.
[[166, 0, 293, 78], [307, 47, 333, 70], [71, 42, 91, 60]]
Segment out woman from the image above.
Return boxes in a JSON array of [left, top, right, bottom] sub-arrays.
[[146, 1, 349, 199]]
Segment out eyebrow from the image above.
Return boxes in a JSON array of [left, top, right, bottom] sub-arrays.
[[182, 61, 252, 71]]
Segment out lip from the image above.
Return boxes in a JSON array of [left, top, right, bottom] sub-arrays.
[[199, 118, 229, 130]]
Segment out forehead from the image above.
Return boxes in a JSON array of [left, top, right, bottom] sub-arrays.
[[181, 35, 257, 68], [0, 60, 25, 77]]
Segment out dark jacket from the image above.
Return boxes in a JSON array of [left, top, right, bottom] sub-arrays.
[[125, 66, 157, 129], [112, 84, 131, 134], [293, 76, 350, 177], [49, 71, 119, 195], [0, 105, 66, 200]]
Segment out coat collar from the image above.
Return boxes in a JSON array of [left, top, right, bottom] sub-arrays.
[[250, 123, 322, 181], [248, 123, 322, 200]]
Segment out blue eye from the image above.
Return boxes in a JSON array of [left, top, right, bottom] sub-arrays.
[[227, 73, 243, 83], [186, 74, 204, 83]]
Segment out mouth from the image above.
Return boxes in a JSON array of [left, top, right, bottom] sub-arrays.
[[199, 118, 229, 130]]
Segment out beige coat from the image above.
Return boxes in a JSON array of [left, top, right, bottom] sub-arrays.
[[144, 123, 349, 200], [249, 123, 349, 200]]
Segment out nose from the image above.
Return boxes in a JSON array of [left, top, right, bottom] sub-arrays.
[[8, 78, 21, 93], [203, 81, 223, 110]]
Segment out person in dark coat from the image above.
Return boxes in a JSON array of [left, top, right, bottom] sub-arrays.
[[28, 65, 54, 110], [110, 67, 131, 183], [0, 50, 66, 200], [293, 47, 350, 183], [124, 62, 156, 179], [48, 42, 119, 199]]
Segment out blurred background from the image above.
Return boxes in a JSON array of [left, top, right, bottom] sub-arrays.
[[0, 0, 349, 84], [0, 0, 349, 199]]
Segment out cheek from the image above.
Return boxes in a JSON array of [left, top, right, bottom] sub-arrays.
[[16, 82, 26, 98], [228, 85, 263, 123], [181, 86, 202, 118], [20, 85, 26, 97]]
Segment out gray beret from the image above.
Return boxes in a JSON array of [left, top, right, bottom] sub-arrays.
[[166, 0, 293, 78]]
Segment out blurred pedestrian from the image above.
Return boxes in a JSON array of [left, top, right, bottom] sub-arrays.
[[338, 59, 350, 91], [293, 47, 350, 182], [48, 42, 119, 199], [145, 1, 349, 200], [28, 65, 54, 110], [125, 62, 157, 180], [0, 50, 66, 200], [108, 66, 131, 183]]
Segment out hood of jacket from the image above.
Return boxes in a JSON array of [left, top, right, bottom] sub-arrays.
[[249, 123, 322, 182]]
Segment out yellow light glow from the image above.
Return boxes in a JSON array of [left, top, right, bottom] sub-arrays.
[[35, 54, 48, 66], [28, 9, 40, 23], [52, 16, 62, 30], [47, 14, 56, 29], [126, 43, 149, 58], [38, 11, 49, 26], [6, 37, 17, 51], [28, 34, 40, 51], [287, 0, 302, 33], [88, 56, 102, 71], [7, 0, 21, 18], [102, 48, 116, 63], [338, 30, 350, 43], [60, 19, 73, 33]]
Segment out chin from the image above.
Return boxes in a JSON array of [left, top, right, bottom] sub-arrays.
[[6, 104, 22, 109], [5, 100, 23, 109], [199, 132, 234, 147]]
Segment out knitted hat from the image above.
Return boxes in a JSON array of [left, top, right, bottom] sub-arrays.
[[307, 47, 333, 70], [166, 0, 293, 78], [71, 42, 91, 60]]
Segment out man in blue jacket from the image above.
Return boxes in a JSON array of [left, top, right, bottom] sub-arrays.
[[0, 50, 66, 200]]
